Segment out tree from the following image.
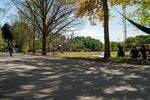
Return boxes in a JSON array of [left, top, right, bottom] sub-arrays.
[[103, 0, 110, 59], [11, 0, 77, 55], [47, 34, 67, 51], [0, 30, 5, 51], [67, 36, 103, 52], [110, 41, 118, 51], [13, 21, 31, 52], [132, 1, 150, 26], [73, 0, 110, 59], [66, 0, 115, 59], [16, 11, 39, 54], [67, 0, 149, 59], [124, 35, 150, 49]]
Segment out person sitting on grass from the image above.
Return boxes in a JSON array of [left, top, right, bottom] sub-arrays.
[[117, 46, 125, 57], [129, 45, 139, 58], [139, 44, 147, 59], [145, 45, 150, 60]]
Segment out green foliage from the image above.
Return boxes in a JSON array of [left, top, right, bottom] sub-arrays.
[[67, 36, 103, 51], [13, 21, 32, 52], [132, 2, 150, 26], [124, 35, 150, 50], [110, 41, 120, 51], [47, 35, 67, 51], [0, 31, 5, 51], [35, 39, 42, 50]]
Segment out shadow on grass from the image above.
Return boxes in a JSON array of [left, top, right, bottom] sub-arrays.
[[0, 55, 150, 100]]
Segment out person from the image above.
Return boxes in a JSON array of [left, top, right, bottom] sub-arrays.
[[129, 45, 139, 58], [98, 49, 104, 57], [146, 45, 150, 60], [117, 46, 125, 57], [1, 22, 14, 56], [139, 44, 147, 59]]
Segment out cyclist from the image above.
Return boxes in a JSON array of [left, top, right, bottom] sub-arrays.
[[1, 22, 14, 56]]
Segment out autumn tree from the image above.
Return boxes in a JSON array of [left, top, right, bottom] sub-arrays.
[[68, 0, 149, 59], [11, 0, 77, 55]]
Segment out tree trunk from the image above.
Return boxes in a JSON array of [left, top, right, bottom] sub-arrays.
[[19, 43, 23, 52], [32, 26, 36, 54], [18, 39, 23, 52], [42, 33, 47, 55], [103, 0, 110, 60], [32, 33, 36, 54]]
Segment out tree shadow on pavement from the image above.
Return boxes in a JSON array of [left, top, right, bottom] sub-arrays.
[[0, 55, 150, 100]]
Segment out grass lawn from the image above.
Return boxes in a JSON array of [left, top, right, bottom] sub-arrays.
[[48, 52, 101, 59], [47, 51, 128, 58], [47, 51, 149, 65], [31, 51, 149, 64]]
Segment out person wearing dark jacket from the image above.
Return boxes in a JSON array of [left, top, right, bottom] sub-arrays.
[[130, 46, 139, 58], [1, 23, 14, 56], [139, 44, 147, 59], [1, 23, 13, 41], [117, 46, 125, 57]]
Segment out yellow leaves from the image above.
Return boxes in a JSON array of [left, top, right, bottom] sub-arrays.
[[71, 0, 132, 17], [66, 0, 149, 16], [74, 0, 101, 17], [109, 0, 131, 6], [109, 0, 150, 6], [66, 0, 149, 26], [59, 0, 78, 5], [64, 0, 77, 4], [68, 0, 105, 24], [109, 0, 130, 3], [94, 8, 104, 21]]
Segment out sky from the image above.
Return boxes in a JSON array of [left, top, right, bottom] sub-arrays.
[[0, 2, 147, 43], [73, 6, 147, 43]]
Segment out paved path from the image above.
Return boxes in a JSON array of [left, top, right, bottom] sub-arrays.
[[0, 54, 150, 100]]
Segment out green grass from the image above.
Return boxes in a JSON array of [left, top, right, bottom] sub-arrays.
[[111, 52, 117, 58], [48, 51, 128, 59], [48, 52, 100, 59], [47, 52, 150, 65]]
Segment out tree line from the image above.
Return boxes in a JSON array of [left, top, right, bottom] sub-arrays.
[[0, 23, 149, 53], [0, 0, 149, 59]]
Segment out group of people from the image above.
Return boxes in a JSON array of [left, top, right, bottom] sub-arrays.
[[117, 45, 150, 60]]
